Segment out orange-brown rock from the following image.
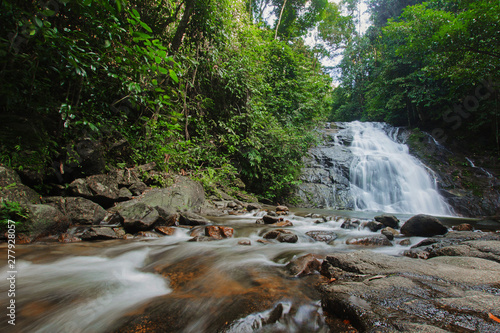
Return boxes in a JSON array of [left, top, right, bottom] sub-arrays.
[[156, 226, 177, 236]]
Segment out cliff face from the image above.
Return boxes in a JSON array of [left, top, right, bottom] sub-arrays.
[[404, 129, 500, 218], [293, 125, 355, 210]]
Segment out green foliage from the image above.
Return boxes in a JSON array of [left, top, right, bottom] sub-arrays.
[[0, 199, 29, 233], [0, 0, 334, 202], [331, 0, 499, 150]]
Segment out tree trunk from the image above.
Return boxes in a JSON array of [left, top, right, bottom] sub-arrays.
[[171, 0, 196, 53], [274, 0, 287, 40]]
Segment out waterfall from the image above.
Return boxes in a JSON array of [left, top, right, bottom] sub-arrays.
[[345, 121, 453, 216]]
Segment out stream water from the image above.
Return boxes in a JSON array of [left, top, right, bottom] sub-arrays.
[[0, 122, 465, 332], [1, 210, 440, 333]]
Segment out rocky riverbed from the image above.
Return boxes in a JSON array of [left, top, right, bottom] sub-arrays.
[[1, 164, 500, 332]]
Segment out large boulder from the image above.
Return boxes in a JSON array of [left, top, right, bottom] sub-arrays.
[[306, 230, 337, 243], [0, 166, 41, 205], [81, 227, 119, 240], [374, 214, 399, 228], [138, 176, 205, 212], [118, 202, 164, 233], [404, 231, 500, 262], [25, 204, 69, 240], [320, 251, 500, 332], [178, 212, 212, 226], [68, 174, 122, 207], [346, 235, 393, 247], [401, 214, 448, 237], [286, 254, 324, 277], [45, 197, 106, 225]]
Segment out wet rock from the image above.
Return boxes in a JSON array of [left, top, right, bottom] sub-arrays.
[[58, 233, 82, 243], [374, 214, 400, 228], [25, 204, 69, 241], [246, 203, 261, 211], [320, 251, 500, 332], [45, 196, 106, 225], [189, 235, 218, 242], [156, 226, 177, 236], [113, 227, 126, 238], [272, 220, 293, 227], [286, 254, 324, 277], [136, 176, 205, 212], [341, 219, 360, 230], [346, 235, 393, 247], [277, 233, 298, 243], [179, 212, 212, 226], [219, 226, 234, 238], [262, 229, 298, 243], [128, 181, 148, 196], [205, 226, 234, 240], [262, 215, 282, 224], [404, 231, 500, 262], [119, 202, 163, 233], [99, 212, 123, 226], [118, 187, 133, 200], [155, 208, 179, 226], [238, 239, 252, 246], [255, 218, 265, 224], [263, 230, 282, 240], [365, 221, 383, 232], [136, 231, 160, 238], [15, 233, 32, 244], [68, 174, 124, 207], [265, 303, 284, 325], [226, 201, 237, 209], [452, 223, 474, 231], [401, 214, 448, 237], [398, 239, 411, 246], [81, 227, 118, 240], [306, 230, 337, 243], [276, 205, 289, 212], [0, 166, 41, 205], [381, 227, 399, 240]]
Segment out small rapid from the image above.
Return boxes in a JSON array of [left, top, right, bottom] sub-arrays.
[[1, 210, 426, 333]]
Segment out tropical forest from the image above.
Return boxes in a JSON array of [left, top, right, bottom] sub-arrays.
[[1, 0, 499, 332]]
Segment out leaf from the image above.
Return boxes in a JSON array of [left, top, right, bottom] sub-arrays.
[[158, 66, 168, 75], [139, 21, 153, 33], [34, 17, 43, 28], [132, 9, 140, 19], [169, 69, 179, 83], [489, 313, 500, 323], [41, 9, 56, 17]]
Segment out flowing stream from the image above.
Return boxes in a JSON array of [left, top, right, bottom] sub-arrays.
[[0, 122, 461, 332], [1, 210, 429, 333], [345, 122, 453, 215]]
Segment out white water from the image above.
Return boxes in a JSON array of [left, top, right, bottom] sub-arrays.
[[1, 210, 423, 332], [346, 121, 453, 216], [0, 248, 171, 333]]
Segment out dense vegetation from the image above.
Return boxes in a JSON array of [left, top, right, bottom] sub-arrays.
[[0, 0, 354, 201], [330, 0, 500, 152]]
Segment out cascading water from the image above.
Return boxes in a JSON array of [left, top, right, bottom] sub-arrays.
[[346, 121, 453, 216]]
